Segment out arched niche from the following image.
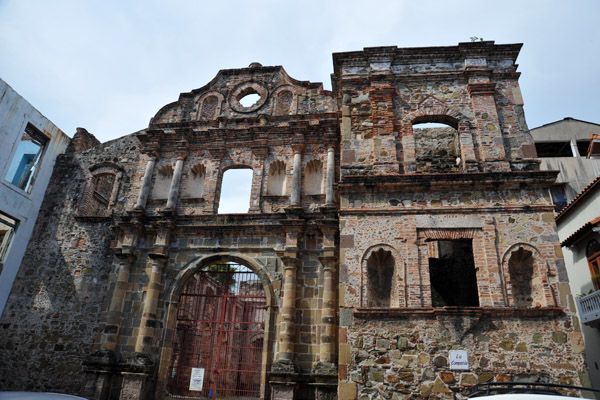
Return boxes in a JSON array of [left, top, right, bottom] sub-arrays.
[[501, 243, 554, 308], [360, 244, 404, 308]]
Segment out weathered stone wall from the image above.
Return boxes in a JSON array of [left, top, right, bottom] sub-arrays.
[[339, 314, 584, 399], [0, 134, 141, 394], [333, 42, 585, 400]]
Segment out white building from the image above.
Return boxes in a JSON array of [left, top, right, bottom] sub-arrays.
[[531, 117, 600, 211], [0, 77, 70, 316]]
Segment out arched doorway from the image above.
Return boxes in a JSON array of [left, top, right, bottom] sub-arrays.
[[167, 262, 266, 399]]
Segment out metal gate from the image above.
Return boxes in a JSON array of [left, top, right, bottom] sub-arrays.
[[167, 263, 266, 399]]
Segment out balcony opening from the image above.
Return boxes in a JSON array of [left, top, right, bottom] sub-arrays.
[[429, 239, 479, 307], [218, 168, 253, 214], [413, 120, 460, 173]]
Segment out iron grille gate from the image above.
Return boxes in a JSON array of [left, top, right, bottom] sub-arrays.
[[168, 263, 266, 399]]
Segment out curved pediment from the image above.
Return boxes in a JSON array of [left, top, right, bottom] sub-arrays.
[[151, 65, 336, 126]]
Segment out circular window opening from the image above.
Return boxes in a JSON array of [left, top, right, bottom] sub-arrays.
[[238, 91, 261, 108]]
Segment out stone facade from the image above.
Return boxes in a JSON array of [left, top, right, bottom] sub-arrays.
[[0, 42, 588, 400]]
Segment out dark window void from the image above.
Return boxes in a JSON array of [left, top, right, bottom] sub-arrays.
[[367, 249, 394, 307], [550, 185, 568, 213], [508, 248, 535, 307], [429, 239, 479, 307], [534, 142, 573, 157], [413, 122, 460, 173], [0, 211, 18, 274], [577, 141, 591, 157]]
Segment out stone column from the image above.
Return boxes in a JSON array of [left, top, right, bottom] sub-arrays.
[[135, 156, 156, 209], [135, 253, 167, 353], [166, 154, 186, 209], [101, 253, 135, 351], [290, 145, 303, 205], [325, 147, 335, 204]]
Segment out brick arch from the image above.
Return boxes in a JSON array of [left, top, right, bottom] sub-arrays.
[[360, 243, 404, 308], [158, 253, 279, 393], [501, 243, 556, 307], [271, 85, 301, 115], [195, 91, 225, 120], [402, 104, 477, 173], [77, 162, 123, 216]]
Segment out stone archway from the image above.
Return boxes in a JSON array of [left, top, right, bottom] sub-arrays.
[[158, 254, 277, 399]]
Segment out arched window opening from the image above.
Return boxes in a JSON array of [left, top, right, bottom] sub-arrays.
[[587, 239, 600, 290], [412, 119, 461, 173], [304, 159, 323, 195], [152, 164, 174, 199], [367, 249, 394, 307], [168, 262, 266, 399], [218, 168, 253, 214], [429, 239, 479, 307], [89, 173, 116, 215], [201, 95, 219, 119], [508, 247, 535, 307], [182, 164, 206, 199], [267, 160, 286, 195]]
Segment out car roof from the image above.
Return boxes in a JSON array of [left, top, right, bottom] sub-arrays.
[[0, 393, 88, 400]]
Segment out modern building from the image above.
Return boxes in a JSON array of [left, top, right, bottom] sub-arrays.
[[530, 118, 600, 211], [0, 42, 588, 399], [556, 175, 600, 392], [0, 77, 70, 317]]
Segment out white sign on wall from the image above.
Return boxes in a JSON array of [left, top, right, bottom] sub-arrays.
[[449, 350, 469, 370], [189, 368, 205, 391]]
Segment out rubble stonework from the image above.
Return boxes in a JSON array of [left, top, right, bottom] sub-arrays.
[[0, 42, 588, 400]]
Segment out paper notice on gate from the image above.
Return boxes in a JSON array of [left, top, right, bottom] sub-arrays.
[[189, 368, 205, 391]]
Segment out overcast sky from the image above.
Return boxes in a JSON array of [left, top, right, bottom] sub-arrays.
[[1, 1, 599, 212], [1, 0, 599, 144]]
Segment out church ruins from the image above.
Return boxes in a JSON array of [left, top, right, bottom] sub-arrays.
[[0, 41, 587, 399]]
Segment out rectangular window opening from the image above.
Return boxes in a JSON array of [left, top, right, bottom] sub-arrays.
[[4, 124, 49, 193], [550, 185, 568, 213], [534, 142, 573, 158], [577, 140, 591, 157], [0, 211, 19, 274], [429, 239, 479, 307]]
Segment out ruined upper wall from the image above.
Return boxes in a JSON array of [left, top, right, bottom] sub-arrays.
[[332, 41, 538, 176], [151, 64, 337, 127]]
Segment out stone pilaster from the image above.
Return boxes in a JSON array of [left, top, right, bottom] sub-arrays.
[[135, 156, 156, 209], [135, 226, 170, 353], [135, 254, 167, 353], [466, 60, 510, 172], [101, 251, 135, 351]]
